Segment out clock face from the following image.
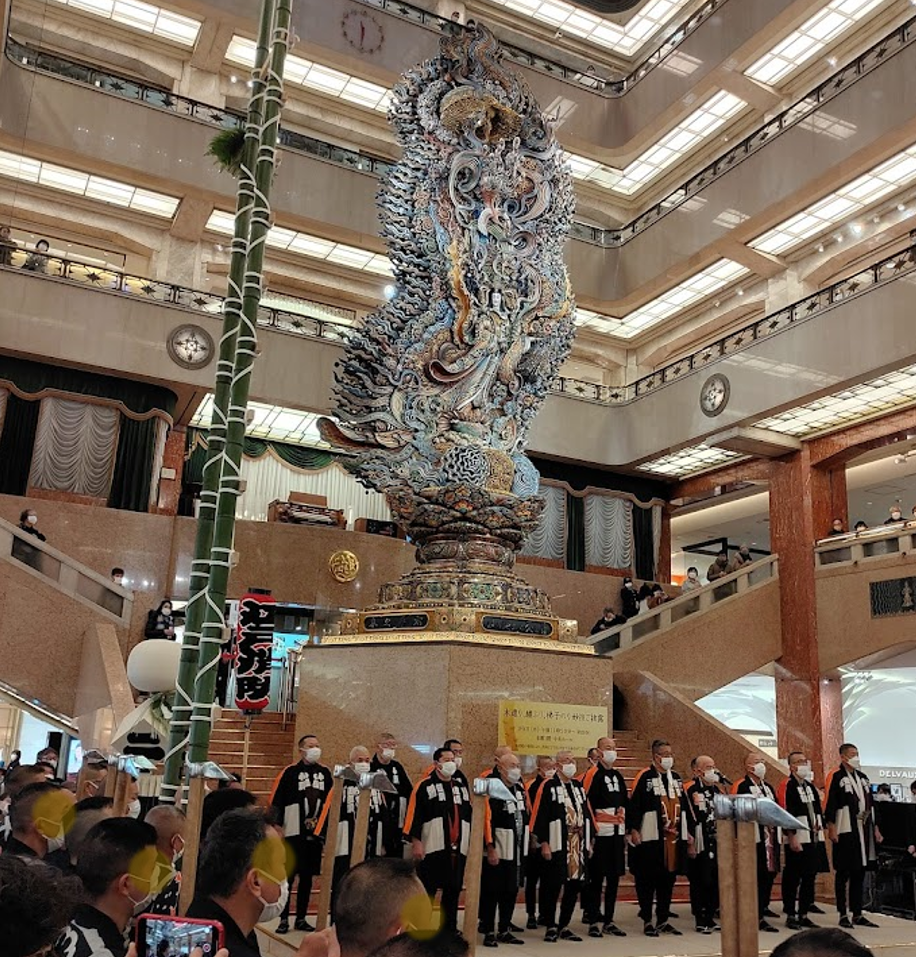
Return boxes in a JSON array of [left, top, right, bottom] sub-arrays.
[[167, 324, 215, 370], [341, 10, 384, 54], [700, 374, 730, 416]]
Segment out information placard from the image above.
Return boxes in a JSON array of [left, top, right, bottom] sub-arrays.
[[498, 699, 608, 755]]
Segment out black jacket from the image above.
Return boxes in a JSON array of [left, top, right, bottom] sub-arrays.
[[187, 897, 260, 957]]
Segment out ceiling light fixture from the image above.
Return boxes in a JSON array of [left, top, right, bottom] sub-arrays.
[[204, 209, 392, 275], [744, 0, 888, 87], [46, 0, 201, 44]]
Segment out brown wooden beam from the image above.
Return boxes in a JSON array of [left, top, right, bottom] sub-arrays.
[[807, 405, 916, 469], [670, 459, 773, 502]]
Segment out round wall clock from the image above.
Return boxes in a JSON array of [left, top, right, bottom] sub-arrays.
[[167, 324, 215, 369], [342, 10, 384, 54], [699, 373, 730, 417]]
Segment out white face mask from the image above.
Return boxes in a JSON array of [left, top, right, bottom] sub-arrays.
[[561, 763, 577, 779], [127, 799, 142, 820], [506, 768, 522, 785], [26, 515, 38, 525], [303, 747, 321, 764], [602, 750, 617, 765], [438, 761, 456, 779], [703, 769, 719, 785], [453, 756, 462, 769], [797, 764, 813, 781], [46, 833, 66, 854], [381, 748, 396, 761], [659, 756, 674, 772], [128, 881, 154, 917], [544, 768, 556, 778], [353, 761, 371, 775], [753, 762, 766, 779], [258, 879, 289, 923], [847, 756, 861, 769]]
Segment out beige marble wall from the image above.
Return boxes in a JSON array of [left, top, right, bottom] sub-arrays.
[[2, 494, 629, 646], [294, 642, 614, 780]]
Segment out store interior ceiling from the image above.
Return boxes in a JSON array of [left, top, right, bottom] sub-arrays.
[[671, 437, 916, 555]]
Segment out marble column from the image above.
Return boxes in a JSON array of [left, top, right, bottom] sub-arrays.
[[156, 426, 186, 516], [769, 448, 843, 777]]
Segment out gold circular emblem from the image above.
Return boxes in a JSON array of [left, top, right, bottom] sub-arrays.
[[329, 550, 360, 583]]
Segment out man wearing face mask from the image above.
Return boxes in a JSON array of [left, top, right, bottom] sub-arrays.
[[318, 745, 385, 916], [885, 505, 905, 524], [443, 739, 469, 789], [732, 753, 780, 932], [269, 733, 333, 934], [778, 752, 829, 930], [57, 817, 159, 957], [188, 808, 288, 957], [524, 756, 556, 930], [46, 795, 115, 876], [404, 747, 471, 931], [706, 552, 730, 583], [825, 743, 882, 929], [619, 578, 639, 619], [144, 804, 187, 916], [581, 736, 628, 938], [480, 751, 529, 947], [627, 739, 690, 938], [532, 750, 593, 943], [684, 755, 724, 934], [6, 781, 75, 861], [371, 733, 413, 858]]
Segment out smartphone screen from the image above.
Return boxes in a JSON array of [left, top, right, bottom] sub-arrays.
[[136, 915, 224, 957]]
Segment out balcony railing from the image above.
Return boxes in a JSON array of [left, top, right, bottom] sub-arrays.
[[354, 0, 730, 98], [586, 555, 779, 655], [815, 523, 916, 568], [0, 516, 134, 626], [9, 10, 915, 249], [5, 236, 916, 406]]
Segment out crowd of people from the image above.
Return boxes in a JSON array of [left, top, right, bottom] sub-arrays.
[[1, 732, 906, 957]]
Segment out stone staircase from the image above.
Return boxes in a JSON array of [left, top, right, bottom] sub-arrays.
[[208, 711, 296, 799]]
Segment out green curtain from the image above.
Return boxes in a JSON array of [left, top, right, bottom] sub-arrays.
[[0, 394, 40, 495], [108, 415, 157, 511], [565, 492, 586, 572], [0, 355, 176, 415], [191, 428, 335, 471]]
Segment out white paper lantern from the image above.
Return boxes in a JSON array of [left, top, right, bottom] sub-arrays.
[[127, 640, 181, 693]]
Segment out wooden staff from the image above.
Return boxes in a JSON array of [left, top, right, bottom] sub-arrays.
[[464, 777, 515, 957], [104, 755, 118, 798], [112, 767, 130, 817], [178, 774, 207, 914], [736, 820, 760, 957], [716, 820, 740, 957], [316, 780, 345, 931]]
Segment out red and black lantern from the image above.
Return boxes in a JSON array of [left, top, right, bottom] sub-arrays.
[[234, 587, 275, 712]]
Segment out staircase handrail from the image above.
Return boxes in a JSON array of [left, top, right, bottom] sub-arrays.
[[0, 515, 133, 626], [586, 554, 779, 655], [815, 522, 916, 568]]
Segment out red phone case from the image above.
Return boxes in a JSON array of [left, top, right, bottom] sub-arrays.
[[136, 914, 225, 955]]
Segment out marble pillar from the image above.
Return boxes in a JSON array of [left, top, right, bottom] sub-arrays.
[[156, 426, 186, 516], [769, 449, 843, 777]]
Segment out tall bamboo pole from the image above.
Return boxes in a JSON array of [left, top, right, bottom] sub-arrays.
[[160, 0, 277, 804], [186, 0, 293, 768]]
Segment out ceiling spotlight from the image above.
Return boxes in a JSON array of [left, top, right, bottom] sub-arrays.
[[827, 56, 838, 67], [736, 288, 744, 296], [230, 75, 238, 84], [898, 203, 907, 212], [835, 234, 844, 242], [872, 215, 881, 224], [850, 222, 863, 236], [816, 244, 825, 253], [383, 284, 397, 300], [713, 299, 721, 308]]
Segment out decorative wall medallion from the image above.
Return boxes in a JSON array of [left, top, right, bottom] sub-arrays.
[[699, 373, 730, 417], [328, 550, 360, 583], [341, 10, 384, 54], [167, 324, 214, 369]]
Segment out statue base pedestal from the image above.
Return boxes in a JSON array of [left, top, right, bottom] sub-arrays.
[[339, 556, 578, 643]]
